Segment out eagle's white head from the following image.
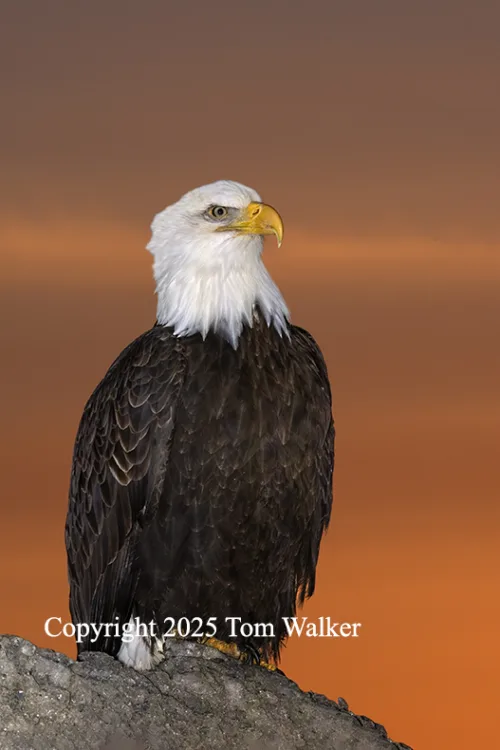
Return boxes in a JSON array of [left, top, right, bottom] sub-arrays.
[[146, 180, 289, 348]]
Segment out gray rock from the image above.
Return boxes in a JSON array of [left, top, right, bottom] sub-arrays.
[[0, 635, 412, 750]]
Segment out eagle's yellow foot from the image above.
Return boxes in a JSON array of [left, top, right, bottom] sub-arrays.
[[258, 659, 277, 672], [201, 636, 242, 660], [201, 636, 277, 671]]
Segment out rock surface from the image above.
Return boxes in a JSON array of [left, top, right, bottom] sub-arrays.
[[0, 635, 412, 750]]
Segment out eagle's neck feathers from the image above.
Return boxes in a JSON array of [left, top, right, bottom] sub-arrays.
[[151, 233, 290, 348]]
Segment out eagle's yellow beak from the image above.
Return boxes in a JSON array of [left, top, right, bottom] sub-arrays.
[[219, 202, 284, 247]]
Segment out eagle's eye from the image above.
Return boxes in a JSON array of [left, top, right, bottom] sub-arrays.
[[208, 205, 228, 220]]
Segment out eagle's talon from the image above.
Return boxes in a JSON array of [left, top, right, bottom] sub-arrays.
[[240, 641, 261, 666], [201, 636, 277, 671], [259, 660, 278, 672], [200, 636, 242, 661]]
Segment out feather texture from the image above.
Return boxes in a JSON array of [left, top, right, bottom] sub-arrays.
[[66, 313, 334, 662]]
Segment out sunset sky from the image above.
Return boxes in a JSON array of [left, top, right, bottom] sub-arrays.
[[1, 2, 499, 748]]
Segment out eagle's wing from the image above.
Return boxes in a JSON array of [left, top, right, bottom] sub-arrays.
[[65, 328, 185, 654], [290, 325, 334, 602]]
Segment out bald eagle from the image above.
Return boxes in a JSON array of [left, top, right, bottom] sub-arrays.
[[65, 180, 334, 671]]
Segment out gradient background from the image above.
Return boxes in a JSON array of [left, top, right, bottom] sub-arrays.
[[1, 2, 499, 748]]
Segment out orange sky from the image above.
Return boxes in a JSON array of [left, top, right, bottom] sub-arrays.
[[1, 2, 499, 748]]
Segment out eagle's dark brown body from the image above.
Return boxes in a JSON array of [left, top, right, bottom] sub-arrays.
[[66, 313, 334, 661]]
